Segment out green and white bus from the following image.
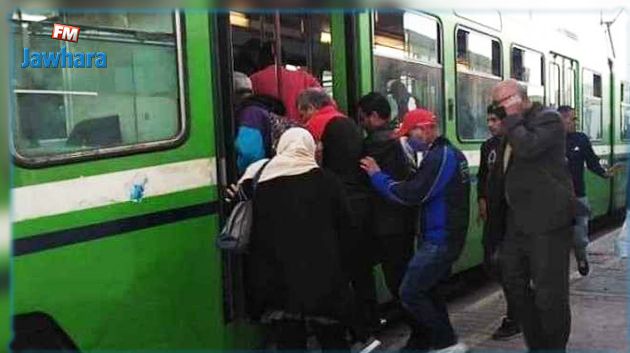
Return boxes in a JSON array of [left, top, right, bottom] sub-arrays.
[[9, 9, 629, 350]]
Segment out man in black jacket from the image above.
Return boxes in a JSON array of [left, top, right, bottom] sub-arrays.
[[477, 105, 521, 340], [492, 80, 574, 352], [298, 88, 378, 339], [558, 105, 615, 276], [358, 92, 416, 304]]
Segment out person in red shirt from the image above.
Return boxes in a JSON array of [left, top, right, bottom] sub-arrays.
[[250, 42, 321, 122]]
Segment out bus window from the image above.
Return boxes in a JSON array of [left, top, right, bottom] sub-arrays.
[[582, 69, 602, 140], [621, 82, 630, 140], [230, 12, 331, 122], [456, 28, 502, 141], [563, 66, 576, 107], [12, 11, 183, 165], [549, 62, 561, 107], [511, 46, 544, 103], [373, 10, 443, 127]]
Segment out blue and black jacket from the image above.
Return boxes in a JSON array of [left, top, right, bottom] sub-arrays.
[[369, 136, 471, 260]]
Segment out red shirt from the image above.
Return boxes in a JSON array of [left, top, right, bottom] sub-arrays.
[[250, 65, 321, 122], [305, 105, 346, 142]]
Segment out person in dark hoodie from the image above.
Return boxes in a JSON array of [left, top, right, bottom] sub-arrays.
[[298, 88, 378, 340], [233, 72, 295, 174], [478, 104, 521, 340], [358, 92, 416, 305]]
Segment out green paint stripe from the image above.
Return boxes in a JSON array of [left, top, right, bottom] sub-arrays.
[[357, 11, 373, 95], [331, 13, 348, 113], [13, 186, 217, 239]]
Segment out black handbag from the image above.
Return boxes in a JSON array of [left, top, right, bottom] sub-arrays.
[[216, 161, 269, 253]]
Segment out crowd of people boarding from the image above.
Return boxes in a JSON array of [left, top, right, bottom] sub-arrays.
[[223, 46, 617, 353]]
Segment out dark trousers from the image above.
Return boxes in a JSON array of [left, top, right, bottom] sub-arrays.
[[399, 241, 457, 349], [274, 321, 348, 351], [345, 197, 377, 336], [501, 210, 571, 351], [483, 242, 518, 322], [377, 232, 415, 299]]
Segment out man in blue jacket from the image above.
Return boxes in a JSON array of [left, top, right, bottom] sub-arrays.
[[558, 105, 615, 276], [361, 109, 470, 353]]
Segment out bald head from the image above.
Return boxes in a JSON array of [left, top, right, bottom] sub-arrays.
[[492, 79, 531, 117], [492, 79, 527, 101]]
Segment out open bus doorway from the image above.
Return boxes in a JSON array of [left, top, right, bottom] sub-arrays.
[[214, 11, 335, 322]]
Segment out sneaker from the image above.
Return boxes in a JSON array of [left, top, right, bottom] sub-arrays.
[[430, 342, 469, 353], [491, 317, 521, 341], [355, 337, 381, 353], [577, 258, 590, 276]]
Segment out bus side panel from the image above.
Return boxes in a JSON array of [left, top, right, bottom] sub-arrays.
[[11, 12, 244, 350], [13, 216, 224, 349]]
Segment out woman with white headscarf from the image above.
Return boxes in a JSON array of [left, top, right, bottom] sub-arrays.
[[236, 127, 352, 351]]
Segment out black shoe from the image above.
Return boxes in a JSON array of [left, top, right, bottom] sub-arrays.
[[402, 325, 432, 352], [491, 317, 521, 341], [402, 338, 431, 352], [578, 258, 590, 276]]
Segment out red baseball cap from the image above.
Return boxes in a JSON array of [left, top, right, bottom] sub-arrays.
[[395, 109, 437, 137]]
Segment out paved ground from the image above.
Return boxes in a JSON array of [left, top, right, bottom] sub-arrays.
[[374, 227, 628, 352]]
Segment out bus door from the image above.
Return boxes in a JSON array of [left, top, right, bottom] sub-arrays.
[[213, 11, 342, 321]]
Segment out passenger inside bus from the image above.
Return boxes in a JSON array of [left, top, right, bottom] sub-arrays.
[[249, 41, 321, 122], [386, 80, 418, 128], [233, 72, 294, 174]]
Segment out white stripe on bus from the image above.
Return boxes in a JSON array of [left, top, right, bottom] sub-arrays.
[[592, 145, 611, 156], [13, 158, 216, 223], [462, 150, 481, 167], [614, 145, 630, 155]]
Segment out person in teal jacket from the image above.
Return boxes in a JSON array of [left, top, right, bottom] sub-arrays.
[[233, 72, 290, 174]]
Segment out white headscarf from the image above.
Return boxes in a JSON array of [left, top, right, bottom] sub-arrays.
[[239, 127, 319, 184]]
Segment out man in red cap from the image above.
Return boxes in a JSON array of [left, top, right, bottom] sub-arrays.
[[361, 109, 471, 353], [394, 108, 437, 169]]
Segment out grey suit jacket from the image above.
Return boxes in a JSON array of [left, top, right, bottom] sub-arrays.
[[503, 104, 575, 235]]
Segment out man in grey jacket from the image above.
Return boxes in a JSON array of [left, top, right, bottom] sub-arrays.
[[491, 79, 574, 352]]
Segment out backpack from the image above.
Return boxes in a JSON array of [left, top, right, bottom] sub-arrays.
[[216, 161, 269, 253]]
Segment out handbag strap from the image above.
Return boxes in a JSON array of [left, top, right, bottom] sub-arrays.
[[251, 160, 271, 193]]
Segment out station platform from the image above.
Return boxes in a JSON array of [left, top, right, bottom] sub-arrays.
[[376, 227, 628, 352]]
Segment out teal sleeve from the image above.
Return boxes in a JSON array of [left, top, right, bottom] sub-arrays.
[[236, 127, 265, 174]]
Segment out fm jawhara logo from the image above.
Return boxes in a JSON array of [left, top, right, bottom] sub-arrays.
[[51, 23, 80, 42], [21, 23, 107, 69]]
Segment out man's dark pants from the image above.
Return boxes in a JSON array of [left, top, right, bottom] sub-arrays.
[[501, 209, 571, 351], [483, 240, 518, 323], [400, 241, 457, 349], [345, 196, 378, 337], [377, 232, 414, 299]]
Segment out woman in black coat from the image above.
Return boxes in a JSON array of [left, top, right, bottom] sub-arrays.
[[237, 127, 352, 351]]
